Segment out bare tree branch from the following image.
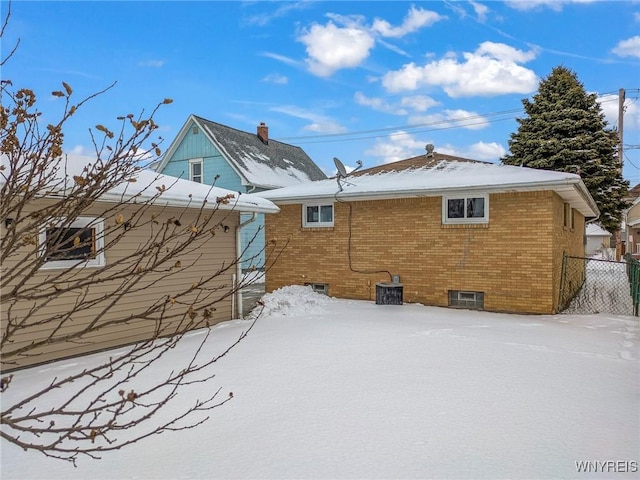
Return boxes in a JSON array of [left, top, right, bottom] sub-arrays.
[[0, 11, 289, 463]]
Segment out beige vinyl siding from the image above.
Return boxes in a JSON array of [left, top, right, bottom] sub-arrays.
[[2, 200, 239, 370]]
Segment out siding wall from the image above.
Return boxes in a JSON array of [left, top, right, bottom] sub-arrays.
[[265, 191, 585, 314], [159, 120, 263, 269], [1, 200, 239, 370], [161, 120, 244, 191], [240, 213, 266, 270]]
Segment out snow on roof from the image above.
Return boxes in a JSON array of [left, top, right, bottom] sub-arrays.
[[585, 223, 611, 237], [259, 159, 599, 218], [156, 115, 327, 189], [1, 154, 279, 214]]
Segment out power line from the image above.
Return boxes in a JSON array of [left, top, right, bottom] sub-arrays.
[[290, 116, 517, 146], [277, 108, 523, 141], [274, 88, 639, 145]]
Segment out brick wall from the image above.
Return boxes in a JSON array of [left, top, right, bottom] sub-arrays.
[[266, 191, 585, 314]]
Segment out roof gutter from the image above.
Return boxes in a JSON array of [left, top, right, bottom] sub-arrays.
[[266, 177, 599, 217]]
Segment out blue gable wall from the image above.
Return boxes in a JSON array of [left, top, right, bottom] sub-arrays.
[[159, 120, 267, 272], [161, 121, 244, 191]]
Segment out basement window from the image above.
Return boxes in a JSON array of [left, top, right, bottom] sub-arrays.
[[448, 290, 485, 310], [305, 283, 329, 295], [39, 217, 105, 269], [443, 195, 488, 224], [303, 203, 333, 227]]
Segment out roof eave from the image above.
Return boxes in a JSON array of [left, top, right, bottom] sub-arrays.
[[97, 191, 280, 214], [154, 114, 200, 173], [266, 177, 599, 218]]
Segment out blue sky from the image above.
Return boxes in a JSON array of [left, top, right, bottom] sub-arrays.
[[2, 0, 640, 183]]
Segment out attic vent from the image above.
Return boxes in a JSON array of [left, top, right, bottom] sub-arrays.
[[192, 126, 199, 135]]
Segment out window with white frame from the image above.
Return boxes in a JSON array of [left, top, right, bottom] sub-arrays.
[[442, 195, 488, 224], [303, 203, 334, 227], [39, 217, 105, 269], [189, 158, 203, 183]]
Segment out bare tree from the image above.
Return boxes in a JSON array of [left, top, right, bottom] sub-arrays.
[[0, 8, 285, 463]]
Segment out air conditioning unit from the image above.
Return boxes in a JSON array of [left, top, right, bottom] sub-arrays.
[[376, 282, 403, 305]]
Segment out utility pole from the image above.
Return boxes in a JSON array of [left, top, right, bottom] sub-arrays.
[[619, 88, 625, 169]]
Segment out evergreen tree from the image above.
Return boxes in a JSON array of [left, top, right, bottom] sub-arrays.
[[502, 66, 629, 233]]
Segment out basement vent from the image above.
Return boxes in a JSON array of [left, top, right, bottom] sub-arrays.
[[448, 290, 484, 310], [305, 283, 329, 296]]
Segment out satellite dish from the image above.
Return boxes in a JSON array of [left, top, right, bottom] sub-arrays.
[[334, 157, 348, 178]]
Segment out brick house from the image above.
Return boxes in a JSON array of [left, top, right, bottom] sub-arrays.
[[624, 195, 640, 258], [260, 154, 599, 315]]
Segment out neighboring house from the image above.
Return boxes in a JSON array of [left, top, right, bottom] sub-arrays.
[[154, 115, 326, 270], [585, 223, 611, 256], [1, 156, 278, 369], [624, 195, 640, 258], [620, 183, 640, 257], [260, 153, 599, 315]]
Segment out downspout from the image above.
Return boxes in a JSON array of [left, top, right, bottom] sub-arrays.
[[235, 185, 258, 318], [235, 210, 258, 318]]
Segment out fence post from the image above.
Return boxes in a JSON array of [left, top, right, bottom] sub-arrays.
[[624, 254, 640, 317], [631, 260, 640, 317]]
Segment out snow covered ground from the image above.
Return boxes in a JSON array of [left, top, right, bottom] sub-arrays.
[[2, 286, 638, 479]]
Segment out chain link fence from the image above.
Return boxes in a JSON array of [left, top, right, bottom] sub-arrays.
[[559, 254, 635, 316]]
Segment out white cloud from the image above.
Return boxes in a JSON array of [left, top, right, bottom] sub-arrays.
[[364, 130, 431, 164], [408, 109, 491, 131], [262, 73, 288, 84], [138, 60, 165, 68], [475, 41, 537, 63], [355, 93, 441, 116], [625, 99, 640, 131], [298, 21, 375, 77], [297, 6, 443, 77], [382, 41, 539, 97], [441, 141, 507, 161], [68, 145, 93, 156], [504, 0, 596, 12], [400, 95, 440, 112], [354, 92, 408, 115], [260, 52, 302, 67], [302, 121, 349, 134], [470, 1, 490, 22], [270, 105, 348, 134], [376, 38, 411, 57], [372, 5, 445, 38], [612, 36, 640, 59], [244, 1, 312, 27], [364, 131, 506, 164], [600, 93, 640, 132]]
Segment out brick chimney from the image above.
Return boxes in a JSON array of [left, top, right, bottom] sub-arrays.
[[257, 122, 268, 145]]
